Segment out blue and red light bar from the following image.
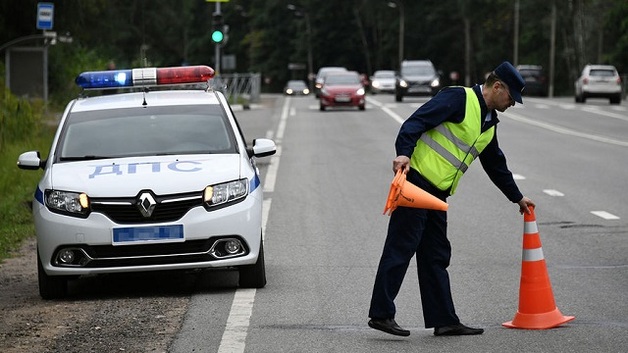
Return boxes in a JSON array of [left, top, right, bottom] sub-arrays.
[[75, 65, 215, 89]]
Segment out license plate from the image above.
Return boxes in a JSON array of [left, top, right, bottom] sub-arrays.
[[113, 225, 184, 245], [335, 96, 351, 102]]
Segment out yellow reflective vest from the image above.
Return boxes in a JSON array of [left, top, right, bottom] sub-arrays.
[[410, 87, 495, 195]]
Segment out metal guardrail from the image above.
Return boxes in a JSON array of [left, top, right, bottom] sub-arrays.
[[211, 73, 261, 104]]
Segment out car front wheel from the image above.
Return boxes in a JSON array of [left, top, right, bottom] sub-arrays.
[[239, 237, 266, 288], [38, 251, 69, 300]]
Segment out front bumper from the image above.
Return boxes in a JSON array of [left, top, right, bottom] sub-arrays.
[[320, 94, 365, 107], [34, 194, 262, 276]]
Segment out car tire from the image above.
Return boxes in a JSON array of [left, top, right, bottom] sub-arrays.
[[319, 104, 325, 111], [359, 104, 365, 111], [395, 93, 403, 102], [38, 251, 68, 300], [610, 94, 621, 105], [239, 238, 266, 288]]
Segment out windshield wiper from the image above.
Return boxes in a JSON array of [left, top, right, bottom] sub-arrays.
[[59, 155, 113, 161]]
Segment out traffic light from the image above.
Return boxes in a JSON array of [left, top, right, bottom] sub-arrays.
[[212, 12, 224, 44]]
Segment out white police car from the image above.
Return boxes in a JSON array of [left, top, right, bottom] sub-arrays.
[[17, 66, 276, 299]]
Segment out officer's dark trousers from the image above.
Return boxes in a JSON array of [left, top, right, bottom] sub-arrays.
[[368, 169, 459, 328]]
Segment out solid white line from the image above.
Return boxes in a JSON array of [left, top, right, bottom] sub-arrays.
[[263, 146, 281, 193], [217, 289, 257, 353], [217, 97, 289, 353], [502, 111, 628, 147], [276, 96, 291, 140], [590, 211, 620, 220], [366, 96, 405, 125]]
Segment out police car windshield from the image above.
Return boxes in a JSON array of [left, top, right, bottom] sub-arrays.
[[57, 105, 237, 161]]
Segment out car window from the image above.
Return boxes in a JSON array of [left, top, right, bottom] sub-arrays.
[[57, 104, 236, 161], [589, 69, 615, 77], [288, 81, 307, 89], [324, 75, 360, 85], [402, 66, 435, 76], [375, 71, 395, 78]]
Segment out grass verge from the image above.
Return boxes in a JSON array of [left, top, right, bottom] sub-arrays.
[[0, 130, 55, 262]]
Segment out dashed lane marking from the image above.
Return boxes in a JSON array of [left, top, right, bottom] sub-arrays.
[[543, 189, 565, 197], [590, 211, 620, 220]]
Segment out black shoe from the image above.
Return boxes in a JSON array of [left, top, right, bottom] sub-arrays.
[[368, 318, 410, 336], [434, 323, 484, 336]]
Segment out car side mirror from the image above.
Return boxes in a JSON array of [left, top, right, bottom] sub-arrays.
[[247, 138, 276, 158], [17, 151, 45, 170]]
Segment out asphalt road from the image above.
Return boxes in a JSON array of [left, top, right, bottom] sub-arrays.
[[170, 93, 627, 353]]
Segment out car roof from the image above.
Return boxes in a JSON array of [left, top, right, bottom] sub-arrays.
[[316, 67, 347, 76], [70, 90, 221, 113], [585, 64, 617, 71]]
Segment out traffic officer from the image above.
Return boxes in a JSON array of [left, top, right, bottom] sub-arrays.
[[368, 61, 536, 337]]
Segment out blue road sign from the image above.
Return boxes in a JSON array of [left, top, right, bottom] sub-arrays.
[[37, 3, 54, 30]]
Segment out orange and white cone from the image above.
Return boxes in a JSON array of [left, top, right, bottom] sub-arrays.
[[503, 206, 575, 329], [383, 170, 448, 215]]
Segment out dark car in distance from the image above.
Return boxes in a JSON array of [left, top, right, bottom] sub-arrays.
[[284, 80, 310, 96], [395, 60, 441, 102], [516, 65, 548, 97]]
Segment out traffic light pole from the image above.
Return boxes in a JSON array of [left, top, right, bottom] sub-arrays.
[[214, 2, 221, 74]]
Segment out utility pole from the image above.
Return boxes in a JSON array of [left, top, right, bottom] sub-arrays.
[[513, 0, 520, 66]]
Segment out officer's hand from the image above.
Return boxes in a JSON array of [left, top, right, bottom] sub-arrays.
[[392, 156, 410, 174], [518, 197, 535, 215]]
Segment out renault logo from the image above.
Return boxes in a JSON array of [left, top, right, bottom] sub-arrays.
[[137, 192, 157, 217]]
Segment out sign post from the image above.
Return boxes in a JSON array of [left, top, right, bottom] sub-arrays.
[[37, 2, 54, 30]]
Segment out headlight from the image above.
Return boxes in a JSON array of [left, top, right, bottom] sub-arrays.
[[286, 88, 294, 94], [320, 88, 329, 96], [399, 80, 408, 88], [45, 190, 90, 217], [371, 81, 381, 88], [357, 88, 365, 95], [430, 78, 440, 87], [203, 179, 248, 208]]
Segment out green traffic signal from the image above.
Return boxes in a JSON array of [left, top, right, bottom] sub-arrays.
[[212, 30, 224, 43]]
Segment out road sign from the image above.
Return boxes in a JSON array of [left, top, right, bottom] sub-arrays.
[[37, 2, 54, 30]]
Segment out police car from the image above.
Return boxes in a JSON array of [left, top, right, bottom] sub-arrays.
[[17, 65, 276, 299]]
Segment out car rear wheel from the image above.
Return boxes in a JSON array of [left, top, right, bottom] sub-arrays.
[[610, 94, 621, 104], [239, 237, 266, 288], [38, 251, 69, 300]]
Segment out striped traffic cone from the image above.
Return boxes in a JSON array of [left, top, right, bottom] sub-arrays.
[[503, 206, 575, 329]]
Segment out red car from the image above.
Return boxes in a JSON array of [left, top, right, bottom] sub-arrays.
[[319, 72, 366, 111]]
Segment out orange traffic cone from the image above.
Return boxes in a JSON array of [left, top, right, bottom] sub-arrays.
[[383, 170, 448, 215], [503, 206, 575, 329]]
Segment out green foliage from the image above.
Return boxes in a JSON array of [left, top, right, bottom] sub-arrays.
[[1, 0, 627, 101], [0, 116, 53, 262]]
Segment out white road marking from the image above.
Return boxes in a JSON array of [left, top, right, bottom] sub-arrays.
[[502, 111, 628, 147], [513, 174, 526, 180], [217, 96, 288, 353], [217, 289, 257, 353], [590, 211, 620, 220], [543, 189, 565, 197]]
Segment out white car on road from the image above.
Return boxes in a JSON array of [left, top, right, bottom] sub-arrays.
[[18, 66, 276, 299]]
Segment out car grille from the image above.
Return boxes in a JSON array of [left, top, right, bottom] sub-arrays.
[[90, 191, 203, 224]]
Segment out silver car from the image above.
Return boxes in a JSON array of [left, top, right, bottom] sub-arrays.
[[574, 64, 622, 104]]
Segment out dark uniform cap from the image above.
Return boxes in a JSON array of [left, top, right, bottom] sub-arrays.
[[494, 61, 525, 104]]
